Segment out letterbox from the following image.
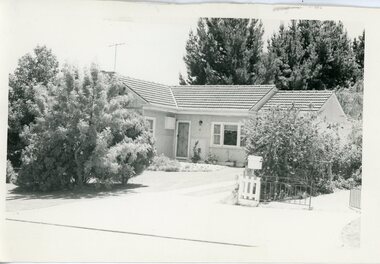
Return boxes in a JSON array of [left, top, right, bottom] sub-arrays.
[[247, 155, 263, 170]]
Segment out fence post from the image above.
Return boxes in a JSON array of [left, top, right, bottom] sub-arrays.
[[255, 177, 261, 201]]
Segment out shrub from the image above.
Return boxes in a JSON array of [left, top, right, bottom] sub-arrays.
[[336, 81, 363, 120], [244, 107, 341, 194], [16, 65, 155, 191], [333, 121, 362, 180], [333, 176, 356, 190], [313, 178, 334, 194], [191, 140, 201, 163], [148, 154, 180, 172], [6, 160, 17, 184], [205, 153, 218, 164]]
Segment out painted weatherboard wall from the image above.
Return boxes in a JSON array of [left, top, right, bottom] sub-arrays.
[[143, 109, 176, 158], [175, 113, 248, 167]]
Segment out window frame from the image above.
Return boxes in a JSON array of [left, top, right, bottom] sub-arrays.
[[211, 122, 244, 148], [145, 116, 156, 137]]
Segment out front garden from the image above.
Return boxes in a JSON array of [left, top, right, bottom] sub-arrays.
[[243, 106, 362, 195]]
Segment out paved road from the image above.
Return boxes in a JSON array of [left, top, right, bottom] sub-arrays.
[[3, 167, 362, 262]]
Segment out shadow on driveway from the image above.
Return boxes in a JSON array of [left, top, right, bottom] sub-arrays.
[[7, 183, 148, 201], [6, 183, 148, 212]]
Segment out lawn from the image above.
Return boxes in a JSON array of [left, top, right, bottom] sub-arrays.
[[6, 165, 241, 212]]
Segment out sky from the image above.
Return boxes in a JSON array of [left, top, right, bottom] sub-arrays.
[[4, 1, 365, 85]]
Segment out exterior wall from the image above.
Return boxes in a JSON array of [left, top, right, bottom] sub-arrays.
[[319, 94, 348, 124], [143, 109, 176, 158], [175, 113, 248, 167]]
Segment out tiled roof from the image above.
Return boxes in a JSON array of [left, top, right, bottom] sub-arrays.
[[119, 76, 177, 108], [260, 90, 333, 111], [117, 75, 334, 112], [170, 85, 275, 110]]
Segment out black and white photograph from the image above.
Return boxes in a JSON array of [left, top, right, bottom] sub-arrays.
[[1, 1, 379, 262]]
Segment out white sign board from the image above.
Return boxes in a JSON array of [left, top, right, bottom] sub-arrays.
[[164, 116, 176, 129], [248, 155, 263, 170]]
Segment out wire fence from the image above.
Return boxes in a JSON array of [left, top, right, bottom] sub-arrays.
[[260, 176, 313, 210]]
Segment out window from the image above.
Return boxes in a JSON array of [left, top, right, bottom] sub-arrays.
[[145, 117, 155, 136], [223, 124, 238, 146], [212, 123, 244, 147], [213, 124, 221, 145]]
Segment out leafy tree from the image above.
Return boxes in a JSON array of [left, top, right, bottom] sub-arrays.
[[353, 30, 365, 77], [8, 45, 59, 167], [181, 18, 264, 85], [16, 65, 155, 191]]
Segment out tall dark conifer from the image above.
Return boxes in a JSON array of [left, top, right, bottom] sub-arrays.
[[267, 20, 358, 90], [181, 18, 265, 85]]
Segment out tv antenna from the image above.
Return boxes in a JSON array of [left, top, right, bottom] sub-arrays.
[[109, 42, 125, 72]]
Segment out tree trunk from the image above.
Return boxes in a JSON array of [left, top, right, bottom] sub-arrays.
[[74, 146, 83, 186]]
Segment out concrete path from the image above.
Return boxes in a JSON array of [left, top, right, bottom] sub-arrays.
[[3, 168, 361, 262]]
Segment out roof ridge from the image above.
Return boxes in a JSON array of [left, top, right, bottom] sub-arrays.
[[171, 84, 276, 87], [119, 75, 170, 87], [278, 90, 333, 93], [169, 87, 178, 108]]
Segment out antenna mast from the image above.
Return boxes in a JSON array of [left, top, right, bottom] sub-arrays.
[[109, 42, 125, 72]]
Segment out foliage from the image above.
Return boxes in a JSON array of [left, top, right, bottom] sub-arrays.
[[181, 18, 265, 85], [191, 140, 202, 163], [8, 45, 59, 167], [332, 120, 362, 181], [336, 80, 363, 120], [181, 19, 364, 91], [16, 65, 155, 191], [313, 178, 335, 194], [244, 107, 341, 192], [6, 160, 17, 184], [148, 154, 181, 172], [266, 20, 359, 90], [353, 31, 365, 78], [205, 153, 218, 164], [333, 176, 357, 190]]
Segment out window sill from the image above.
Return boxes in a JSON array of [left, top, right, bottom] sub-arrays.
[[210, 145, 244, 150]]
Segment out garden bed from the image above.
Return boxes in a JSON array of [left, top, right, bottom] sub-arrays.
[[147, 154, 224, 172]]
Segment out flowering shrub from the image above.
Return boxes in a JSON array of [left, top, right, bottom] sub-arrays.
[[16, 66, 155, 191]]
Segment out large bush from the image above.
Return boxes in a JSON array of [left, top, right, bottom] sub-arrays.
[[244, 107, 341, 192], [8, 45, 59, 167], [16, 65, 155, 191]]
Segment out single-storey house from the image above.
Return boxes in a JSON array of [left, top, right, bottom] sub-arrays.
[[118, 75, 347, 167]]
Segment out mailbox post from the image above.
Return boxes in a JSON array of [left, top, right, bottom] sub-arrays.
[[238, 155, 263, 206], [248, 155, 263, 170]]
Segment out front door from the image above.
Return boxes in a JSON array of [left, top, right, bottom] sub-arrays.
[[176, 122, 190, 158]]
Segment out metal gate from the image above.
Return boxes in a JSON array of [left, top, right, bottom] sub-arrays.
[[349, 187, 361, 210], [260, 176, 313, 210]]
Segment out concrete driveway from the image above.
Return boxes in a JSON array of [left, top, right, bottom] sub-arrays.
[[3, 167, 361, 262]]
